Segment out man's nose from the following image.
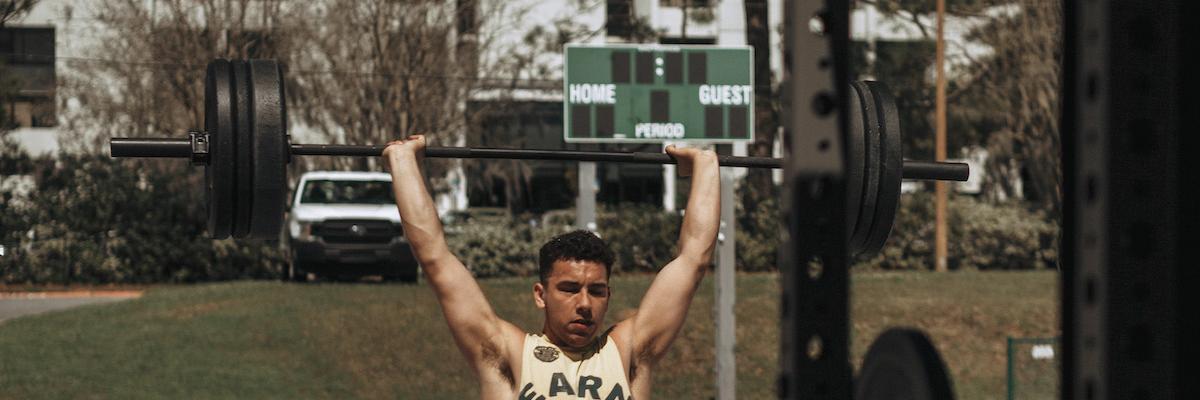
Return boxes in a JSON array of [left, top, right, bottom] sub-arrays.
[[576, 293, 592, 314]]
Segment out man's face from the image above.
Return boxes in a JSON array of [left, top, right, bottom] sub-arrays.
[[534, 259, 611, 350]]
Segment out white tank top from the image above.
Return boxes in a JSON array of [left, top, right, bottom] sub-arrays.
[[516, 332, 632, 400]]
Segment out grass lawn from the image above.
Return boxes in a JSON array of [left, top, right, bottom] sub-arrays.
[[0, 271, 1057, 399]]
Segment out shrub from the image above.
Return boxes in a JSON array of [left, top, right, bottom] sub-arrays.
[[728, 181, 1059, 271], [736, 182, 782, 272], [1, 153, 283, 284], [596, 204, 681, 274], [444, 218, 543, 278], [0, 148, 1058, 282], [443, 204, 682, 277], [860, 192, 1059, 270]]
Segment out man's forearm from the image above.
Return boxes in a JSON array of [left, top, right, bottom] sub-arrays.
[[677, 159, 721, 264], [388, 154, 450, 266]]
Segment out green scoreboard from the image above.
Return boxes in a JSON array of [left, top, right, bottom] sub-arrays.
[[563, 44, 754, 143]]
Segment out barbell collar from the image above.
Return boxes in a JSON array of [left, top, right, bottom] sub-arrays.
[[109, 139, 971, 182]]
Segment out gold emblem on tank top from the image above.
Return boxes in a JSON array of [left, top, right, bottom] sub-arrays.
[[534, 346, 560, 362]]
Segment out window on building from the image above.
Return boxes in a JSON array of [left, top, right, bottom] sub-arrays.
[[456, 0, 478, 36], [660, 37, 716, 45], [660, 0, 712, 7], [1, 27, 56, 128], [606, 0, 634, 38]]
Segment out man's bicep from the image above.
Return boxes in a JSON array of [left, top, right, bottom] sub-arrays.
[[424, 256, 508, 359], [629, 257, 706, 360]]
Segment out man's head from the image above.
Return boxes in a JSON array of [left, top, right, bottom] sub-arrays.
[[533, 230, 616, 350]]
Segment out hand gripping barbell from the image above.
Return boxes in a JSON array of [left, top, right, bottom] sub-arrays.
[[108, 59, 968, 256]]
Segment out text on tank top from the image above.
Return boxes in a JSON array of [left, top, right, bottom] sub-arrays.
[[516, 332, 632, 400]]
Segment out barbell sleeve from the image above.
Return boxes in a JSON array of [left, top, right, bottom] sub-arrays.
[[901, 161, 970, 182], [110, 139, 970, 182]]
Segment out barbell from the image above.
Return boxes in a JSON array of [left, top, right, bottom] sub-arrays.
[[108, 59, 968, 256]]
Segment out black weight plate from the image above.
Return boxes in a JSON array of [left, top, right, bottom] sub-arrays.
[[849, 81, 880, 257], [861, 81, 903, 255], [231, 60, 254, 239], [205, 60, 235, 239], [845, 83, 866, 245], [247, 60, 287, 239], [855, 328, 955, 400]]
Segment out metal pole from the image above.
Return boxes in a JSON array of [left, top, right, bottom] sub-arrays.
[[714, 170, 737, 400], [111, 139, 970, 181], [577, 162, 597, 232], [934, 0, 949, 272], [663, 142, 677, 212], [1006, 337, 1015, 400]]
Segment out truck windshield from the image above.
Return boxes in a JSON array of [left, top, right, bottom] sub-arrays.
[[299, 180, 394, 204]]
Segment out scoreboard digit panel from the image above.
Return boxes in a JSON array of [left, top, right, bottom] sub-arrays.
[[564, 44, 754, 143]]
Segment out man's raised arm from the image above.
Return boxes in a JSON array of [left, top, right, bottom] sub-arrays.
[[383, 136, 519, 369], [618, 145, 721, 362]]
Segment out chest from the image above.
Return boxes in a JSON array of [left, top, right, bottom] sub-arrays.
[[517, 345, 631, 400]]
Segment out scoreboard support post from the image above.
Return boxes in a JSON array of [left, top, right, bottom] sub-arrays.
[[715, 168, 738, 400], [576, 161, 597, 232]]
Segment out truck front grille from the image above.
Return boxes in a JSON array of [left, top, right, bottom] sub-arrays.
[[314, 220, 401, 244]]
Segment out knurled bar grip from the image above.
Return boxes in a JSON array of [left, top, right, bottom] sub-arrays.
[[109, 138, 970, 181]]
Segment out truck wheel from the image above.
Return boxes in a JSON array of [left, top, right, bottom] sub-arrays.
[[289, 262, 307, 282], [385, 264, 419, 283]]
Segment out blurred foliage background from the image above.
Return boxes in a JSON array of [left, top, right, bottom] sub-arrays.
[[1, 145, 1055, 283], [1, 0, 1062, 283]]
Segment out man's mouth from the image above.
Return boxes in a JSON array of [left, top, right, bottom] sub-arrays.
[[568, 319, 594, 331]]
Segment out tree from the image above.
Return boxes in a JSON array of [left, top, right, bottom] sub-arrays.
[[0, 0, 36, 28], [857, 0, 1061, 213], [457, 1, 609, 211], [742, 0, 777, 195], [286, 1, 497, 175], [957, 1, 1061, 211], [56, 0, 303, 153]]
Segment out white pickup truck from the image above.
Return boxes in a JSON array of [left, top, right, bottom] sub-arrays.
[[285, 171, 417, 282]]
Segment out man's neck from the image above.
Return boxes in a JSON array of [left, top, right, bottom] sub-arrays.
[[541, 328, 601, 354]]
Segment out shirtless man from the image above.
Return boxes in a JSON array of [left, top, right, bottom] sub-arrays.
[[383, 135, 720, 400]]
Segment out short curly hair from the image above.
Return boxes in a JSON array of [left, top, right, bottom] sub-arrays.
[[538, 230, 615, 283]]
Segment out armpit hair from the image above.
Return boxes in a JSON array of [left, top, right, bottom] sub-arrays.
[[481, 339, 515, 386]]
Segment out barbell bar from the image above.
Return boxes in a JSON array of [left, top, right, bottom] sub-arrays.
[[109, 138, 968, 182], [107, 59, 968, 257]]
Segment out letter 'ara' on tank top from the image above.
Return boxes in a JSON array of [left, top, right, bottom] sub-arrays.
[[516, 331, 632, 400]]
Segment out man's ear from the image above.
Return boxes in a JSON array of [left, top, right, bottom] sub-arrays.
[[533, 281, 546, 309]]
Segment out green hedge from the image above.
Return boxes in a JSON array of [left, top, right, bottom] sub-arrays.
[[1, 152, 283, 284], [1, 148, 1057, 283], [445, 204, 682, 278], [443, 190, 1058, 276], [736, 183, 782, 272], [860, 192, 1059, 270]]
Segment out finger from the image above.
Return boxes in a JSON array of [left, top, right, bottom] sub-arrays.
[[665, 144, 687, 156], [382, 141, 399, 155]]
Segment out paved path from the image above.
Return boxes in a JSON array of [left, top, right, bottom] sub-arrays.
[[0, 292, 141, 324]]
